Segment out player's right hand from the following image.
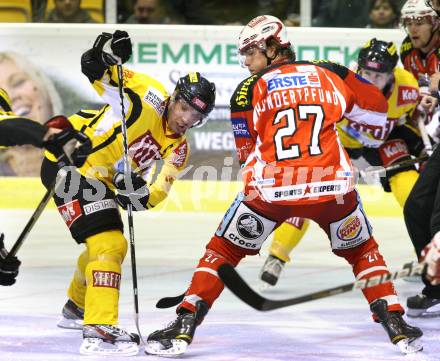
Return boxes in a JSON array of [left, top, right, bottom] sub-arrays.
[[113, 171, 150, 211], [0, 234, 20, 286]]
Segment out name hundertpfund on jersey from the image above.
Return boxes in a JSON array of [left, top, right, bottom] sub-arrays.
[[255, 71, 340, 117]]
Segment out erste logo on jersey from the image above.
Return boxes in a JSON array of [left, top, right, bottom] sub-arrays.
[[267, 72, 321, 93], [129, 130, 161, 169], [397, 86, 418, 106], [57, 199, 82, 228]]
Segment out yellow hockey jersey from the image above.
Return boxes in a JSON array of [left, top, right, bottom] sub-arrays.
[[61, 66, 190, 209], [338, 67, 419, 148]]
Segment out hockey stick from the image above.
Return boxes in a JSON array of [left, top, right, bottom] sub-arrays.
[[116, 64, 144, 343], [155, 259, 426, 309], [6, 155, 70, 258], [363, 153, 429, 177], [217, 261, 425, 311], [156, 292, 185, 309]]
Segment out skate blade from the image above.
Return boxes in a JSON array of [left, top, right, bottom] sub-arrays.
[[402, 275, 422, 283], [407, 309, 440, 318], [57, 317, 83, 330], [80, 338, 139, 356], [396, 338, 423, 354], [145, 339, 188, 356]]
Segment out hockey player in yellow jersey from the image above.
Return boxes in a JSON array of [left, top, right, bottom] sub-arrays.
[[260, 38, 424, 287], [40, 30, 216, 356]]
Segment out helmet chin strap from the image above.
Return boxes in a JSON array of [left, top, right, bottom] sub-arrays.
[[264, 47, 280, 66]]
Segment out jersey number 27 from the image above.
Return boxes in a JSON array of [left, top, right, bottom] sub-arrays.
[[273, 105, 324, 160]]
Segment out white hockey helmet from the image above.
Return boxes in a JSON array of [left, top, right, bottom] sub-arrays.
[[238, 15, 291, 54], [401, 0, 438, 24]]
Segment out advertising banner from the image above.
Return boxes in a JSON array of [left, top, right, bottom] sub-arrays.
[[0, 24, 406, 177]]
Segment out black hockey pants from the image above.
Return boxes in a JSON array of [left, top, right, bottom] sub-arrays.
[[404, 144, 440, 298]]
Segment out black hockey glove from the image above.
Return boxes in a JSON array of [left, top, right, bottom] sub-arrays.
[[113, 171, 150, 211], [93, 30, 132, 67], [0, 234, 21, 286], [43, 129, 92, 168]]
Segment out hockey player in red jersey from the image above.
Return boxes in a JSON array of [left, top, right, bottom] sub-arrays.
[[400, 0, 439, 112], [146, 15, 423, 356]]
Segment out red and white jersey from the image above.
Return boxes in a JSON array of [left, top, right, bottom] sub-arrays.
[[400, 35, 440, 80], [230, 60, 388, 205]]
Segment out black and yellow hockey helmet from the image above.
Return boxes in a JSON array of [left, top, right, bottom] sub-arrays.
[[174, 72, 216, 116], [358, 38, 398, 73]]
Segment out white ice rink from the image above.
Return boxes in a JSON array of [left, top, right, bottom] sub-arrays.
[[0, 210, 439, 361]]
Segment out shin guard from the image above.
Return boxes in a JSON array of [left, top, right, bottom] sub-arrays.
[[334, 237, 403, 313], [179, 236, 246, 313]]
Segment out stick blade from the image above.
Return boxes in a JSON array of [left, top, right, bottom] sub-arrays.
[[156, 293, 185, 309], [217, 263, 270, 311]]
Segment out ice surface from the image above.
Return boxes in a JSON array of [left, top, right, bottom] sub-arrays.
[[0, 210, 439, 360]]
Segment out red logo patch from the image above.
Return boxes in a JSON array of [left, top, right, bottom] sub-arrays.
[[170, 140, 188, 168], [192, 97, 207, 110], [379, 138, 409, 167], [397, 86, 418, 106], [92, 270, 121, 289], [129, 130, 161, 170], [57, 199, 82, 228]]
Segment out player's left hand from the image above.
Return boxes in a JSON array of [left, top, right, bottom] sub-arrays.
[[113, 171, 150, 211], [419, 93, 438, 114], [421, 232, 440, 285], [0, 234, 21, 286]]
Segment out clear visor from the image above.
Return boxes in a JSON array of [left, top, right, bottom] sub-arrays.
[[238, 44, 265, 68], [401, 15, 433, 27]]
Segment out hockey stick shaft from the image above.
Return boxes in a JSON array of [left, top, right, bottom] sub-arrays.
[[155, 260, 426, 309], [217, 260, 426, 311], [363, 154, 429, 177], [116, 64, 143, 342], [7, 160, 69, 258]]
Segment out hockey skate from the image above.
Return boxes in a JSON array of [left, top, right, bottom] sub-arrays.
[[145, 300, 209, 356], [259, 255, 285, 289], [80, 324, 140, 356], [370, 299, 423, 354], [407, 294, 440, 317], [57, 299, 84, 330]]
